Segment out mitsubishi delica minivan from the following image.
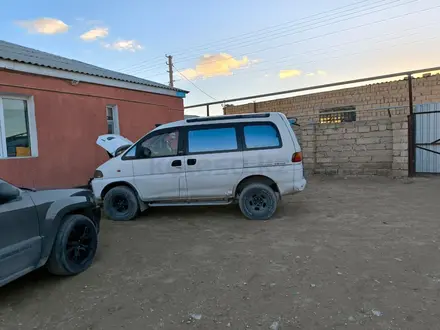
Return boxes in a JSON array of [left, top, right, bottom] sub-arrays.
[[92, 112, 306, 221]]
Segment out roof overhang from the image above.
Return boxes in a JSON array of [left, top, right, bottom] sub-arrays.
[[0, 59, 186, 98]]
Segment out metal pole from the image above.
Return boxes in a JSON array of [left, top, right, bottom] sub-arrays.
[[408, 74, 414, 115], [408, 74, 415, 177], [207, 104, 210, 117]]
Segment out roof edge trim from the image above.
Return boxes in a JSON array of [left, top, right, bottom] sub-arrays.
[[0, 59, 186, 98]]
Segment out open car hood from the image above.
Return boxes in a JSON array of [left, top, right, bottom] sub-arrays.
[[96, 134, 133, 156]]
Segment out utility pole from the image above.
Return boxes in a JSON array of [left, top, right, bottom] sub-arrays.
[[166, 55, 174, 88]]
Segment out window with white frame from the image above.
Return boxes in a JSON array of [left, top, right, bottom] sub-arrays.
[[106, 105, 119, 134], [0, 96, 38, 158]]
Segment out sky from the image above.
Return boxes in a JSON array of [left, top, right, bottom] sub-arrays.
[[1, 0, 440, 116]]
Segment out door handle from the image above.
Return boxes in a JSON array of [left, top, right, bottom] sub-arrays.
[[187, 159, 197, 166], [171, 160, 182, 167]]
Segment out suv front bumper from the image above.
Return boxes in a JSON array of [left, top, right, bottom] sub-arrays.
[[92, 205, 101, 233]]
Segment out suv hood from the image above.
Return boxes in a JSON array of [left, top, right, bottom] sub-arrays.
[[97, 134, 133, 156], [27, 188, 94, 205]]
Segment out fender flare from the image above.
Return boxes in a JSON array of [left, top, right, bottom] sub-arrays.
[[101, 181, 147, 212], [39, 197, 94, 264]]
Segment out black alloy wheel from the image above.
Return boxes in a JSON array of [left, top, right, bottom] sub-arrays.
[[66, 222, 96, 266]]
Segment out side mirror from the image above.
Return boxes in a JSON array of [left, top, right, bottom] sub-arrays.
[[115, 144, 131, 157], [288, 117, 300, 127], [0, 182, 20, 203]]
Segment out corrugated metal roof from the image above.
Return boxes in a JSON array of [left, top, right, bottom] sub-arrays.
[[0, 40, 188, 94]]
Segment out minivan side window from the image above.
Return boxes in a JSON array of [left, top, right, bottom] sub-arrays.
[[139, 130, 179, 158], [244, 124, 281, 149], [188, 127, 238, 153]]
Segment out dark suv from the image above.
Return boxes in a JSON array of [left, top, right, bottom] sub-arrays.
[[0, 178, 100, 287]]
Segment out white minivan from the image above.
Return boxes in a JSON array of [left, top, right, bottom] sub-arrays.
[[92, 112, 306, 221]]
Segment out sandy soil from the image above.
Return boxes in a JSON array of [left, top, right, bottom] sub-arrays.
[[1, 176, 439, 330]]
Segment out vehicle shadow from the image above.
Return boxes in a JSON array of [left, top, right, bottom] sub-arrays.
[[0, 268, 62, 308], [134, 201, 300, 223], [139, 204, 243, 221]]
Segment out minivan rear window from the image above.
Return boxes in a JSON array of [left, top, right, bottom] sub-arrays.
[[244, 124, 280, 149], [188, 127, 238, 153]]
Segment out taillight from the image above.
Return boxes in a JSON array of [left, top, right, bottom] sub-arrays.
[[292, 152, 302, 163]]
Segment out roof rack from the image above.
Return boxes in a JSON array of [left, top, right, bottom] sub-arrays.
[[186, 113, 270, 123]]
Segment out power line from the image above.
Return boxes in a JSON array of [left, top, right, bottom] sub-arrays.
[[127, 0, 400, 74], [173, 0, 384, 57], [173, 0, 406, 64], [173, 65, 217, 101], [118, 0, 397, 74], [116, 56, 165, 73], [132, 2, 427, 80], [132, 0, 417, 77], [168, 1, 437, 76], [172, 33, 438, 87], [172, 0, 416, 69], [206, 22, 438, 80], [228, 34, 438, 80], [180, 34, 438, 109]]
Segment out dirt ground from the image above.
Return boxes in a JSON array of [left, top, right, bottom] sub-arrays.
[[1, 176, 440, 330]]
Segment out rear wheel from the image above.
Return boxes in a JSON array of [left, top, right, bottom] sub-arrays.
[[238, 183, 278, 220], [103, 186, 139, 221], [47, 214, 98, 276]]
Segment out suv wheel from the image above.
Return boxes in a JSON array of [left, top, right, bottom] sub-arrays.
[[47, 214, 98, 276], [238, 183, 278, 220], [103, 186, 139, 221]]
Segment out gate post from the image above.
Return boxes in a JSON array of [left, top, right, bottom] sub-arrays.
[[408, 114, 416, 177], [407, 74, 415, 177]]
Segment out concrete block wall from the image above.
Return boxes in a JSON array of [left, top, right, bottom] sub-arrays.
[[221, 73, 429, 178], [299, 117, 408, 177], [391, 116, 409, 177], [223, 74, 440, 123]]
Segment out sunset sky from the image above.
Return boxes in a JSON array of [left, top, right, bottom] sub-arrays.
[[1, 0, 440, 116]]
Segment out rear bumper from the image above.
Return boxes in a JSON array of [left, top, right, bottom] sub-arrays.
[[280, 178, 307, 197], [293, 178, 307, 192]]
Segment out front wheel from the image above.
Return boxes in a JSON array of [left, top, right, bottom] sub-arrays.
[[238, 183, 278, 220], [47, 214, 98, 276], [103, 186, 139, 221]]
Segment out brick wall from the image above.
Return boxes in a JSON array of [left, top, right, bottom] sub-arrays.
[[300, 117, 408, 177], [224, 74, 440, 122], [391, 117, 409, 177], [222, 74, 439, 178]]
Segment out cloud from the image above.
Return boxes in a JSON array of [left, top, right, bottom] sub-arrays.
[[179, 53, 251, 80], [306, 72, 315, 77], [81, 27, 109, 41], [279, 69, 302, 79], [103, 40, 143, 52], [16, 18, 69, 34]]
